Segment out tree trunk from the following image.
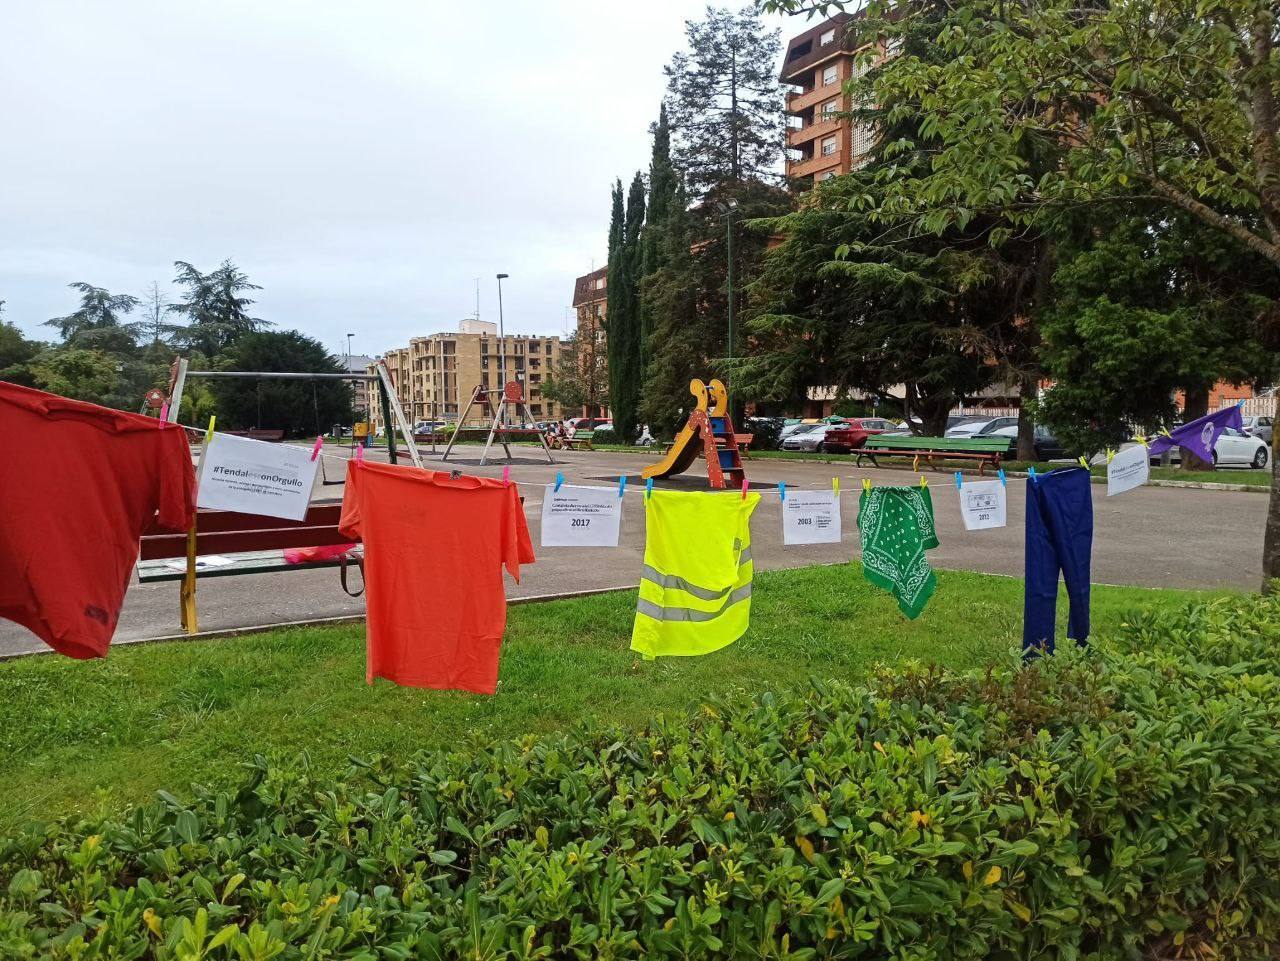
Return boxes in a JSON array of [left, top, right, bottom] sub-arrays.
[[1016, 374, 1037, 462], [1181, 384, 1211, 470], [1263, 390, 1280, 592]]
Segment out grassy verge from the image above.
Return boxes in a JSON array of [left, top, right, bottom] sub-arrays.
[[0, 563, 1221, 827]]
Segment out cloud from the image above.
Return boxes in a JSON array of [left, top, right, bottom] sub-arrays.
[[0, 0, 792, 355]]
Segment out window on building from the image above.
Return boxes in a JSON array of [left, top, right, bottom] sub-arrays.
[[594, 277, 606, 289], [821, 135, 838, 156], [822, 64, 838, 86], [820, 28, 836, 45], [818, 170, 838, 181], [822, 99, 840, 117]]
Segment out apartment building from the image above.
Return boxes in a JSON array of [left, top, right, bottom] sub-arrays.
[[781, 13, 881, 183], [367, 320, 563, 431], [570, 266, 610, 417]]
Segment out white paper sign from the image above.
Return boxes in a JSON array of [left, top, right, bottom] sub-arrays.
[[782, 490, 842, 545], [957, 479, 1007, 530], [540, 484, 623, 547], [1107, 444, 1150, 496], [197, 434, 319, 521]]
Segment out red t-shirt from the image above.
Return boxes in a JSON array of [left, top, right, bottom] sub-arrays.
[[338, 461, 534, 693], [0, 382, 195, 658]]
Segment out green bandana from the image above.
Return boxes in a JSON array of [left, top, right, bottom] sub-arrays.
[[857, 486, 939, 619]]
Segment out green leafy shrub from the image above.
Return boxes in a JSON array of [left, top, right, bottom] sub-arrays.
[[2, 595, 1280, 959]]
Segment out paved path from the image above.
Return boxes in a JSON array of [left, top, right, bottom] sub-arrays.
[[0, 446, 1266, 657]]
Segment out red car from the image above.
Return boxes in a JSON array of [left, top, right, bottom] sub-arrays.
[[820, 417, 900, 453]]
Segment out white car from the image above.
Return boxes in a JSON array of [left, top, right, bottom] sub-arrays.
[[944, 418, 995, 438], [781, 424, 837, 452], [1152, 427, 1269, 468]]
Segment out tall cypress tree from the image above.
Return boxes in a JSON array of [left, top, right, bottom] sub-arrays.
[[607, 173, 647, 440], [639, 105, 678, 375]]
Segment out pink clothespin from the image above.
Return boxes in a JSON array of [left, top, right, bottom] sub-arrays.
[[355, 445, 364, 466], [158, 402, 169, 426], [311, 436, 324, 462], [741, 476, 749, 499], [503, 465, 511, 486]]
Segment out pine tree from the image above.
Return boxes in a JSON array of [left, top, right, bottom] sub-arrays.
[[663, 6, 783, 196]]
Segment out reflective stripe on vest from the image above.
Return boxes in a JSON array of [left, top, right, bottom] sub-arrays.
[[636, 553, 752, 622]]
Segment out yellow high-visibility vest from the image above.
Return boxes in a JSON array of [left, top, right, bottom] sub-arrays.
[[631, 489, 760, 658]]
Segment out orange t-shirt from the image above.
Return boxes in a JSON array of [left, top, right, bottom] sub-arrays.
[[338, 461, 534, 694], [0, 382, 195, 658]]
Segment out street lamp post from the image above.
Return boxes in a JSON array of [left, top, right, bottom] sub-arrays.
[[496, 273, 509, 425], [717, 199, 739, 396]]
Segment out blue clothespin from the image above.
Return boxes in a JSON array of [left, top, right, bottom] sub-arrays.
[[998, 468, 1006, 487], [778, 481, 786, 502], [645, 477, 653, 500], [954, 471, 963, 490], [1028, 466, 1037, 482], [554, 471, 564, 493], [618, 475, 627, 498]]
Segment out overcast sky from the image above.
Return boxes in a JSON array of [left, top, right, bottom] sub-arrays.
[[0, 1, 797, 357]]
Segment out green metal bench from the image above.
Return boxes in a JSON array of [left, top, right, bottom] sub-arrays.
[[561, 429, 595, 451], [857, 435, 1010, 475]]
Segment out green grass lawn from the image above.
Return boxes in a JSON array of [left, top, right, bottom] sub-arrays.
[[0, 563, 1222, 829]]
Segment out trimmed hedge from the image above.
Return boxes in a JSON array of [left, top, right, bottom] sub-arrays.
[[2, 595, 1280, 959]]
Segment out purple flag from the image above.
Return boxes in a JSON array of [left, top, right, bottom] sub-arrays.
[[1147, 405, 1244, 463]]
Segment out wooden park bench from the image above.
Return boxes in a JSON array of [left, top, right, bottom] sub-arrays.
[[562, 429, 595, 451], [136, 502, 360, 634], [224, 428, 286, 442], [856, 435, 1010, 475]]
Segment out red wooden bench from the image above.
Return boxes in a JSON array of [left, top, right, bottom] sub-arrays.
[[136, 502, 360, 634]]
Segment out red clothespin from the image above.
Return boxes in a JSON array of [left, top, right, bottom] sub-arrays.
[[503, 465, 511, 487], [311, 436, 324, 462], [741, 476, 749, 499]]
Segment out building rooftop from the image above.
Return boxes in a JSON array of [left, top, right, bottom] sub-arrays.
[[572, 266, 608, 307], [779, 12, 859, 83]]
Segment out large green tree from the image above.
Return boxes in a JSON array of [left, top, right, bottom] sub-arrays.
[[606, 173, 646, 440], [43, 283, 141, 350], [642, 179, 792, 432], [1036, 208, 1274, 455], [210, 331, 351, 437], [0, 303, 42, 387], [169, 260, 270, 357], [664, 5, 784, 196], [639, 105, 679, 377], [767, 0, 1280, 586]]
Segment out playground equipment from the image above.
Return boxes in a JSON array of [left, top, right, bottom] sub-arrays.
[[641, 378, 746, 488], [441, 381, 554, 466]]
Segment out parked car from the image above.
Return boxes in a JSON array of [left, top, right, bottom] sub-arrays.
[[779, 419, 822, 441], [821, 417, 900, 453], [983, 423, 1066, 461], [944, 417, 996, 438], [1242, 415, 1274, 443], [1151, 426, 1269, 468], [565, 417, 612, 432], [975, 416, 1021, 437], [781, 423, 838, 452]]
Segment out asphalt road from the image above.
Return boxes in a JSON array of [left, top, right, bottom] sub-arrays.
[[0, 445, 1266, 657]]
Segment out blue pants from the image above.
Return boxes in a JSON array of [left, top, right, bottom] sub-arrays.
[[1023, 467, 1093, 654]]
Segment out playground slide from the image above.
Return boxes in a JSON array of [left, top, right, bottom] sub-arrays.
[[641, 378, 728, 481], [641, 423, 703, 480]]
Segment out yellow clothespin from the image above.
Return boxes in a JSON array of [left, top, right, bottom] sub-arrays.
[[1135, 434, 1149, 448], [1078, 455, 1089, 470], [862, 477, 872, 493], [203, 415, 216, 448], [1105, 448, 1115, 464], [832, 477, 839, 496], [919, 474, 928, 489]]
